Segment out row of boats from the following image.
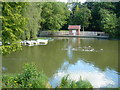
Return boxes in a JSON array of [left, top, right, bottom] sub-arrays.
[[0, 38, 54, 46], [20, 39, 48, 46]]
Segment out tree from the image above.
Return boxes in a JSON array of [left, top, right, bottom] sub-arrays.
[[99, 8, 117, 37], [84, 2, 116, 31], [71, 5, 91, 31], [2, 2, 27, 44], [41, 2, 70, 31], [116, 17, 120, 38], [114, 2, 120, 17], [2, 2, 27, 54], [22, 2, 42, 40]]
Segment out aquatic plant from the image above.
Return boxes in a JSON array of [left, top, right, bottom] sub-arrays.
[[57, 75, 93, 88]]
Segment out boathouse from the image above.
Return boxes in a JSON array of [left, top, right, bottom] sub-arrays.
[[68, 25, 81, 35]]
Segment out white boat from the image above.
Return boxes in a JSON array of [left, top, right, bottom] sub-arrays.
[[31, 40, 38, 45], [37, 39, 48, 45], [25, 40, 38, 46], [20, 40, 28, 45], [26, 41, 32, 46], [20, 39, 48, 46], [20, 41, 25, 45], [0, 41, 2, 46]]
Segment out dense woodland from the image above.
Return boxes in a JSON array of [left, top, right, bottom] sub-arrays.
[[1, 2, 120, 54]]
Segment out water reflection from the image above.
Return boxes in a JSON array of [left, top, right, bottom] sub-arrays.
[[65, 37, 118, 71], [49, 59, 119, 88], [50, 37, 119, 88], [3, 37, 119, 88]]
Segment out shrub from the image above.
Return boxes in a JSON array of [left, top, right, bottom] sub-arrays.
[[2, 42, 22, 55], [57, 75, 93, 89], [2, 64, 49, 88], [76, 79, 93, 88], [2, 64, 93, 88], [2, 74, 20, 88]]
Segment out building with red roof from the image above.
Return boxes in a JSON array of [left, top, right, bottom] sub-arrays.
[[68, 25, 81, 35]]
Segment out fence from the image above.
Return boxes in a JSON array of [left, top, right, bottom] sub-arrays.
[[40, 31, 69, 36], [80, 31, 106, 36], [40, 31, 107, 36]]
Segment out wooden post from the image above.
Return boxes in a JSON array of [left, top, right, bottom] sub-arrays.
[[78, 29, 80, 35], [83, 26, 84, 35]]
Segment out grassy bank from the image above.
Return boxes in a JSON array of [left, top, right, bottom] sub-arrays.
[[2, 64, 93, 88]]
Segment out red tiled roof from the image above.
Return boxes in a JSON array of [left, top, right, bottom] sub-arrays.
[[68, 25, 81, 29]]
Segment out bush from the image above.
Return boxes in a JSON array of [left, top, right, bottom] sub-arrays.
[[2, 74, 19, 88], [2, 64, 49, 88], [57, 75, 93, 89], [2, 64, 93, 88], [2, 42, 22, 55]]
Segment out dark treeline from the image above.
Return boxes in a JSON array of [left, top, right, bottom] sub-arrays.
[[62, 2, 120, 39], [1, 2, 120, 54]]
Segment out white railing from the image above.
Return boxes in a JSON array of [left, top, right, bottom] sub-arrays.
[[80, 31, 106, 36], [40, 31, 107, 36], [40, 31, 69, 36]]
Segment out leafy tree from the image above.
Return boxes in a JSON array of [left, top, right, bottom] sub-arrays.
[[116, 17, 120, 38], [71, 5, 91, 31], [2, 2, 27, 44], [114, 2, 120, 17], [2, 2, 27, 54], [22, 2, 42, 40], [99, 8, 117, 38], [41, 2, 70, 31], [85, 2, 116, 31]]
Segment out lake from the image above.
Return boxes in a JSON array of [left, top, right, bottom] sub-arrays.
[[2, 37, 120, 88]]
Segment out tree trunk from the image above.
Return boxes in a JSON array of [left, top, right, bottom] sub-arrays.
[[83, 26, 84, 35]]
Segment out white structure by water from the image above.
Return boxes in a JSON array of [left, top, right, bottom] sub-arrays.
[[20, 39, 48, 46], [0, 41, 2, 46]]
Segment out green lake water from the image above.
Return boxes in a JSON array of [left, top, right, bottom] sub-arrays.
[[2, 37, 120, 88]]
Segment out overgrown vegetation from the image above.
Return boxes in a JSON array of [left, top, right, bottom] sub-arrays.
[[1, 2, 70, 54], [67, 2, 120, 38], [57, 75, 93, 88], [2, 64, 93, 88], [2, 2, 120, 54], [2, 64, 49, 88]]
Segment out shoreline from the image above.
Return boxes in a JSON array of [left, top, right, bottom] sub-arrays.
[[40, 35, 109, 39]]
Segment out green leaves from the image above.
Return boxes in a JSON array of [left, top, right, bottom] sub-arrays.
[[2, 2, 27, 43], [99, 8, 117, 37], [2, 2, 27, 54], [2, 64, 48, 88], [23, 3, 41, 40], [41, 2, 70, 30], [69, 4, 91, 31], [58, 75, 93, 88]]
